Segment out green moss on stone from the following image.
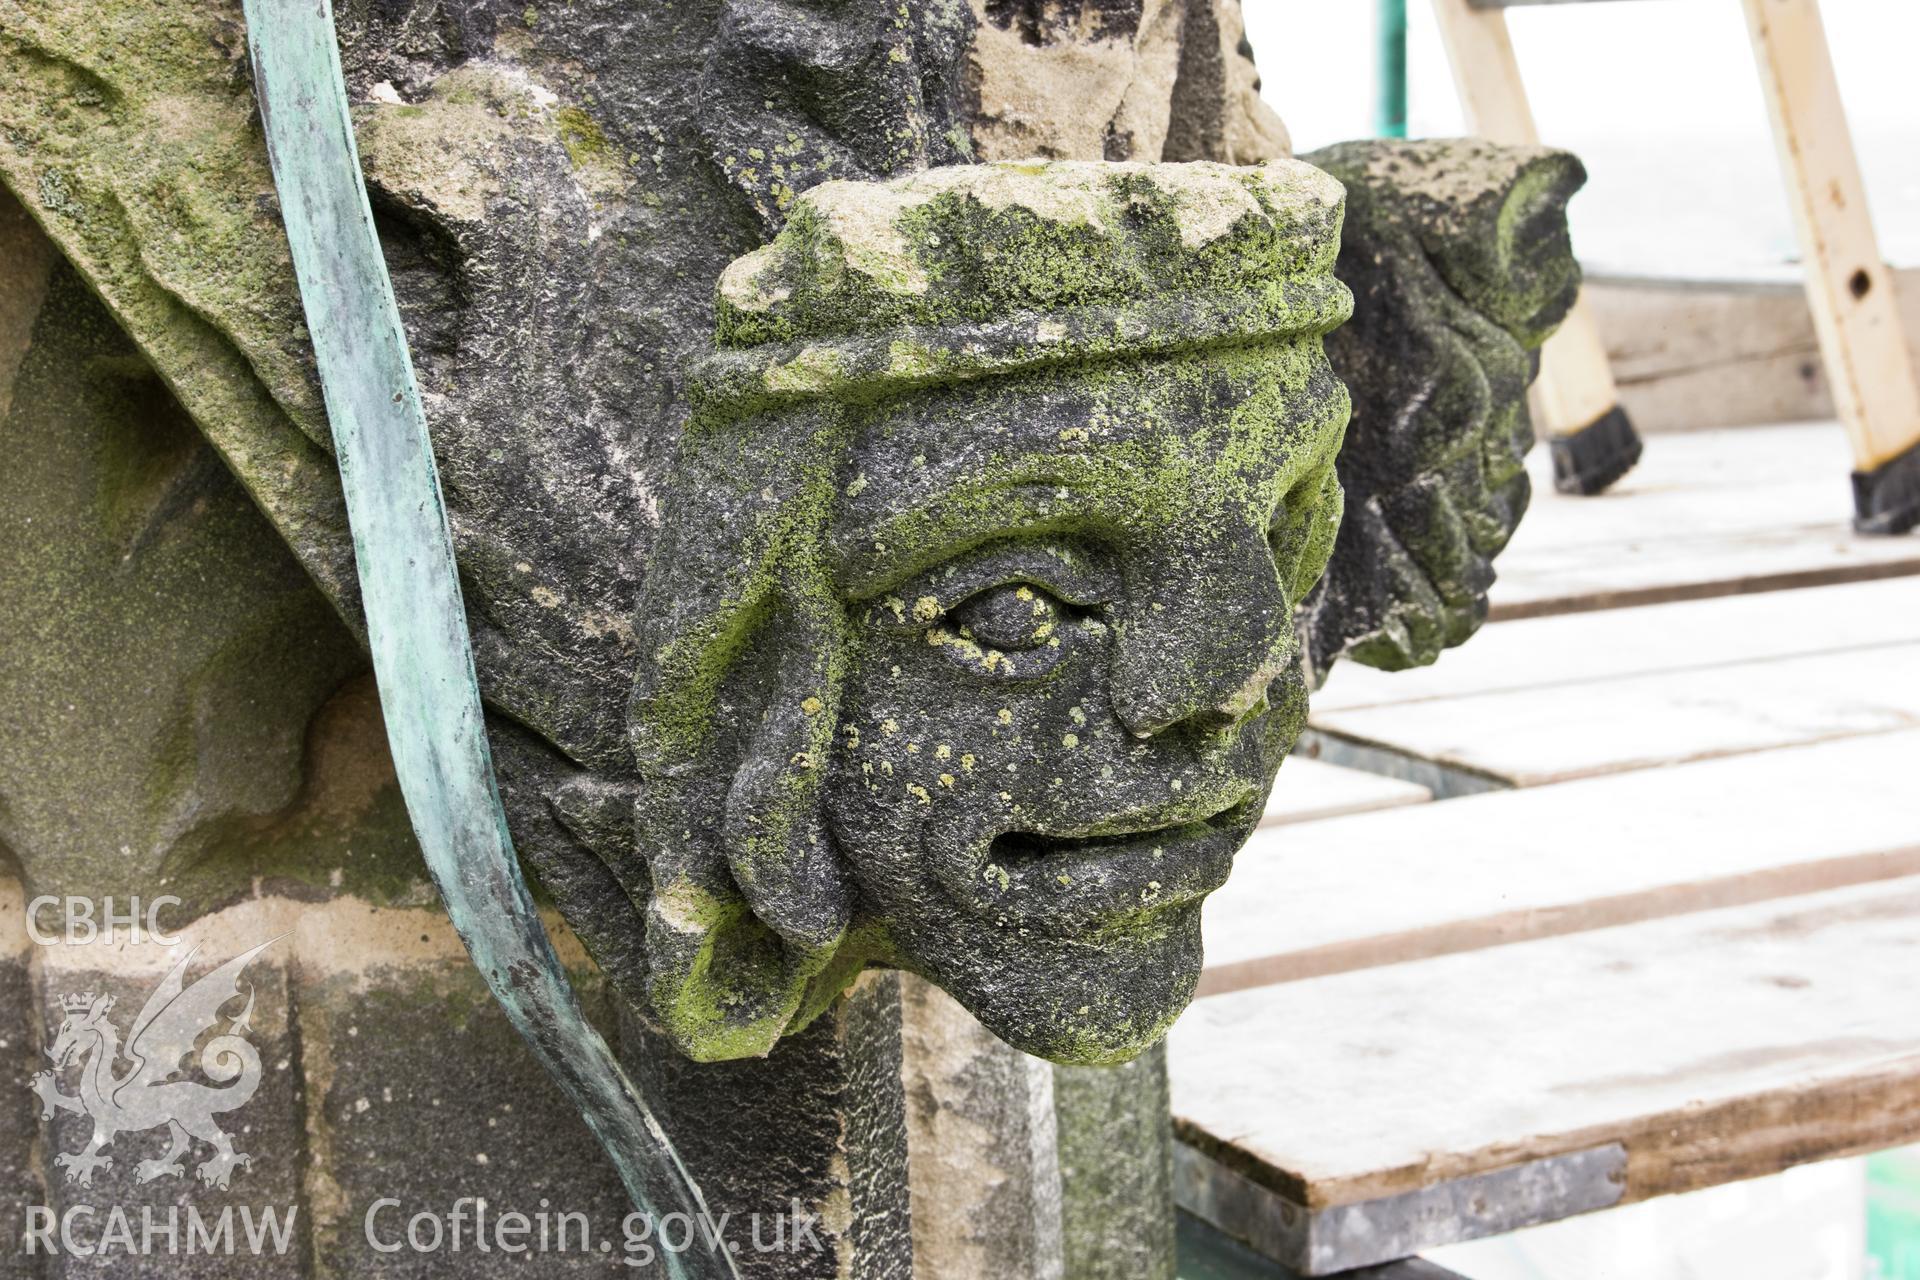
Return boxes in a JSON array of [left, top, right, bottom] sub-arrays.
[[555, 105, 610, 167]]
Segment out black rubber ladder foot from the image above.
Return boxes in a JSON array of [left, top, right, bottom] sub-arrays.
[[1548, 405, 1644, 497], [1853, 437, 1920, 535]]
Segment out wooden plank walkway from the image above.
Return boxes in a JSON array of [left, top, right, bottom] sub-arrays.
[[1315, 576, 1920, 716], [1173, 419, 1920, 1273], [1261, 757, 1432, 828], [1175, 876, 1920, 1273], [1487, 422, 1920, 619], [1200, 730, 1920, 994], [1313, 577, 1920, 787], [1315, 639, 1920, 788]]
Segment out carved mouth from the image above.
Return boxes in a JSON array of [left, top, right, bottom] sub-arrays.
[[975, 794, 1261, 934], [988, 799, 1256, 865]]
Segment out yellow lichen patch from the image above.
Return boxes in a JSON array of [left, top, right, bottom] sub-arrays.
[[906, 783, 931, 805], [912, 595, 941, 622], [801, 696, 824, 715], [938, 773, 955, 788], [960, 754, 976, 772], [1062, 733, 1079, 749], [934, 744, 951, 760]]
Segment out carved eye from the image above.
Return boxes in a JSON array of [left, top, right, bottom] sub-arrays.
[[951, 584, 1062, 651]]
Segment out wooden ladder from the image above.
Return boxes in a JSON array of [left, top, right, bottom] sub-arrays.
[[1432, 0, 1920, 533]]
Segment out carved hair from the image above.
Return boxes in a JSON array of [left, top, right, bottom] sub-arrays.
[[628, 397, 860, 1061]]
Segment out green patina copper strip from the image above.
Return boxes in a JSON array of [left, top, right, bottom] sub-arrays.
[[240, 4, 736, 1272]]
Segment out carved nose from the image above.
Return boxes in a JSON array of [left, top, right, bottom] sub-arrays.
[[1109, 528, 1296, 739]]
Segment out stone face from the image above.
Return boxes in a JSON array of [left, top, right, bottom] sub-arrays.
[[0, 0, 1582, 1089], [1300, 139, 1588, 680], [0, 8, 1599, 1276], [629, 158, 1353, 1064], [0, 0, 1341, 1070]]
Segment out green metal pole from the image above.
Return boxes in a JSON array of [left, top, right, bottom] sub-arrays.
[[1377, 0, 1409, 138]]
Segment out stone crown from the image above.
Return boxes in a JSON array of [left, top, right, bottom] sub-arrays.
[[694, 158, 1354, 409]]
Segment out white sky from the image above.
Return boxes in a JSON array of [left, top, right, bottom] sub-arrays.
[[1242, 0, 1920, 275]]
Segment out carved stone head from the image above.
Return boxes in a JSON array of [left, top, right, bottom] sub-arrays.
[[627, 159, 1352, 1064]]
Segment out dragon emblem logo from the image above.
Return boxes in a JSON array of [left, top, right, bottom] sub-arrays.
[[30, 939, 278, 1189]]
